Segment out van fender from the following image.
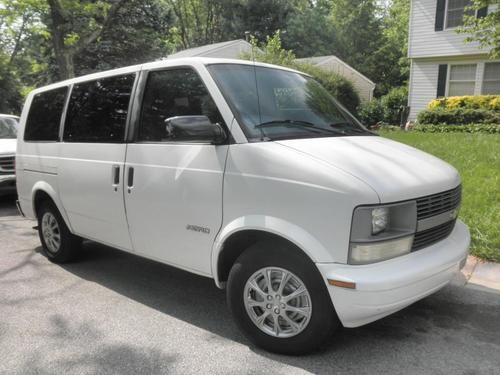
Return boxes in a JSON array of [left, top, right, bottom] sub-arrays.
[[211, 215, 333, 288], [31, 181, 74, 233]]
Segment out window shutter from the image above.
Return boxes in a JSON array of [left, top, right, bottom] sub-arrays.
[[477, 7, 488, 18], [437, 65, 448, 98], [435, 0, 446, 31]]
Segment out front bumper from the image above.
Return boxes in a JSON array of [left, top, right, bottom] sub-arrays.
[[317, 219, 470, 328], [0, 174, 16, 193]]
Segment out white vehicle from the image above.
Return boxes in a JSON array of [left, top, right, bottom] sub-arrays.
[[0, 114, 19, 195], [16, 58, 469, 354]]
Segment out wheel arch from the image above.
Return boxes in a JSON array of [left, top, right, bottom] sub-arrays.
[[212, 215, 333, 288], [31, 182, 73, 232]]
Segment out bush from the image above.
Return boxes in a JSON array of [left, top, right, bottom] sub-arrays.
[[380, 86, 408, 124], [357, 99, 384, 125], [428, 95, 500, 111], [417, 107, 500, 125], [295, 63, 360, 112], [241, 32, 361, 113], [413, 123, 500, 134], [357, 86, 408, 126]]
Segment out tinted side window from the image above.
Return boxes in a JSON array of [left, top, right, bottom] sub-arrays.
[[63, 74, 135, 143], [24, 87, 68, 141], [138, 68, 224, 142]]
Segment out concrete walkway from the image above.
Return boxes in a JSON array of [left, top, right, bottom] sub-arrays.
[[455, 256, 500, 293]]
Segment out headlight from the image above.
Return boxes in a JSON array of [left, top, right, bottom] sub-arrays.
[[371, 207, 389, 234], [349, 202, 417, 264]]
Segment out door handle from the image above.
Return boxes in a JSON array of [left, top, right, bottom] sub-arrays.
[[112, 165, 120, 191], [127, 166, 134, 193]]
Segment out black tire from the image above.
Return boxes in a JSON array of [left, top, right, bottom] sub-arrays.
[[227, 240, 339, 355], [37, 201, 81, 263]]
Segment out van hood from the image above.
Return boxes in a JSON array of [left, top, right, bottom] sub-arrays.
[[0, 139, 17, 155], [276, 136, 460, 202]]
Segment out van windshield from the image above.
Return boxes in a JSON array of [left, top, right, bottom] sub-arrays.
[[0, 117, 18, 139], [208, 64, 371, 142]]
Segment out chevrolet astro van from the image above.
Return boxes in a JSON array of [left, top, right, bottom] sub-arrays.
[[16, 58, 470, 354]]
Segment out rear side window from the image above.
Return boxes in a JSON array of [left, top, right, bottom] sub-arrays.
[[24, 87, 68, 141], [138, 68, 224, 142], [63, 74, 135, 143]]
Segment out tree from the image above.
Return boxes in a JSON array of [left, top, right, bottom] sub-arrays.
[[75, 0, 175, 74], [0, 50, 22, 113], [459, 0, 500, 58], [45, 0, 129, 79], [282, 0, 338, 58], [370, 0, 410, 95], [220, 0, 302, 42], [166, 0, 225, 49]]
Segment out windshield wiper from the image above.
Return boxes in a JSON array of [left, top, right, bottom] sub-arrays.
[[329, 122, 370, 135], [255, 119, 317, 128], [255, 120, 344, 136]]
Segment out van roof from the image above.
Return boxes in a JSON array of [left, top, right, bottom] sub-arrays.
[[29, 57, 307, 96]]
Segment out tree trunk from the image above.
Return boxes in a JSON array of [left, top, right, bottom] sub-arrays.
[[47, 0, 74, 80]]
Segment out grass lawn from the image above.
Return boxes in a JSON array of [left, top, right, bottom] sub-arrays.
[[378, 130, 500, 262]]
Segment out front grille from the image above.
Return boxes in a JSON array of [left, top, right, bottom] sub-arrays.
[[0, 155, 15, 173], [416, 185, 461, 220], [412, 220, 456, 251]]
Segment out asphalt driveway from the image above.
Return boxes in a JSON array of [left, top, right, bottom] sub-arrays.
[[1, 196, 499, 375]]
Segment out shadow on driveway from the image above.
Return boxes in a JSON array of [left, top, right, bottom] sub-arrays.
[[0, 195, 18, 218], [55, 241, 500, 374]]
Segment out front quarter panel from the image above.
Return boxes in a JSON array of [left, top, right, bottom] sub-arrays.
[[213, 142, 379, 282]]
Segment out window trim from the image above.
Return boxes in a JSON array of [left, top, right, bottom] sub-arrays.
[[444, 0, 476, 30], [445, 63, 477, 97], [132, 65, 230, 145], [481, 61, 500, 95]]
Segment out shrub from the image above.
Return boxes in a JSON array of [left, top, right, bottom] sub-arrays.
[[295, 63, 360, 112], [380, 86, 408, 124], [428, 95, 500, 111], [357, 98, 384, 125], [357, 86, 408, 126], [417, 107, 500, 125], [413, 123, 500, 134]]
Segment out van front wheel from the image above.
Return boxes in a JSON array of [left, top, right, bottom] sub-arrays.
[[37, 202, 81, 263], [227, 241, 339, 354]]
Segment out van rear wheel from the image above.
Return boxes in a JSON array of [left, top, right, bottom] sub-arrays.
[[227, 241, 339, 354], [37, 201, 81, 263]]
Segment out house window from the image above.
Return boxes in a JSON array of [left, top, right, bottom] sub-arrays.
[[448, 64, 477, 96], [482, 62, 500, 95], [446, 0, 474, 28]]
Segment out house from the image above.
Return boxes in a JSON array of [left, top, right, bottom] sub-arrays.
[[168, 39, 254, 59], [169, 40, 375, 104], [408, 0, 500, 121], [296, 56, 376, 103]]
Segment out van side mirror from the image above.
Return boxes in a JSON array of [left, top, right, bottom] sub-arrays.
[[165, 116, 227, 144]]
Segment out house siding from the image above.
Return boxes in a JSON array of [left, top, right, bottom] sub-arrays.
[[297, 56, 376, 103], [409, 60, 439, 120], [408, 57, 499, 120], [409, 0, 489, 58]]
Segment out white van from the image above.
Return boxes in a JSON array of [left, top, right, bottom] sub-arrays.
[[0, 114, 18, 195], [16, 58, 469, 354]]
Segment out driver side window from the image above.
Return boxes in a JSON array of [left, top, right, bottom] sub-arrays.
[[138, 68, 224, 142]]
